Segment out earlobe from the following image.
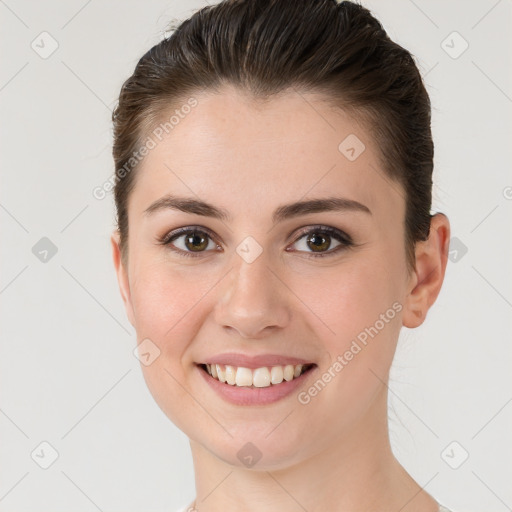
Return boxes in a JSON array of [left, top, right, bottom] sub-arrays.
[[110, 230, 136, 328], [402, 213, 451, 328]]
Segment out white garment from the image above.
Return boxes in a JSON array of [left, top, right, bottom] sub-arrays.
[[175, 503, 455, 511]]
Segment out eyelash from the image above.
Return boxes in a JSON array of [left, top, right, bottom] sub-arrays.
[[157, 225, 355, 260]]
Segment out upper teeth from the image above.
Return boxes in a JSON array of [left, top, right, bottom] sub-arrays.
[[205, 363, 307, 388]]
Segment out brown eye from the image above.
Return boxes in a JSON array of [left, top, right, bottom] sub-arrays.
[[289, 226, 353, 258], [182, 231, 209, 252], [160, 227, 219, 258], [305, 232, 332, 252]]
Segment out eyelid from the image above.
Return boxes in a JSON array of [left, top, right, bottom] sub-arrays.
[[158, 225, 219, 246], [285, 225, 354, 258], [289, 224, 353, 245]]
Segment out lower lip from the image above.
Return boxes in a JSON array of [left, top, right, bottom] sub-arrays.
[[196, 364, 316, 406]]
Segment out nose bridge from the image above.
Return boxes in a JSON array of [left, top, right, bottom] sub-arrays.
[[215, 246, 290, 338]]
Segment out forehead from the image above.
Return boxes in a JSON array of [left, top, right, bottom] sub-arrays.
[[130, 85, 402, 225]]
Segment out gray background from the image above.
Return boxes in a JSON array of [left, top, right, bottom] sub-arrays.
[[1, 0, 511, 511]]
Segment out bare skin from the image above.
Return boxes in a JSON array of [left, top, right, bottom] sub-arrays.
[[111, 84, 450, 512]]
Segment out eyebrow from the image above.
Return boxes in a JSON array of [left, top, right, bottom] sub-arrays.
[[143, 194, 372, 224]]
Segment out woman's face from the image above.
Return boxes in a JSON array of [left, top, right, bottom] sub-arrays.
[[112, 85, 420, 468]]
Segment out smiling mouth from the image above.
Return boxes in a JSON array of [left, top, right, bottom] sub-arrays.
[[197, 362, 316, 388]]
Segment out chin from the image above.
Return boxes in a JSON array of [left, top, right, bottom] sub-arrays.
[[199, 424, 308, 470]]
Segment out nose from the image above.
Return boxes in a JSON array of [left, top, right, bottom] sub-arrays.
[[214, 251, 291, 339]]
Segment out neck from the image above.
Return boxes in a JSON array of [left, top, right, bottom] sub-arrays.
[[187, 386, 438, 512]]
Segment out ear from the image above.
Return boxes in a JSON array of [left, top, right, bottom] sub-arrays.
[[402, 213, 451, 328], [111, 230, 136, 328]]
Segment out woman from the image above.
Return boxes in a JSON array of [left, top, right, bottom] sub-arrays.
[[110, 0, 453, 510]]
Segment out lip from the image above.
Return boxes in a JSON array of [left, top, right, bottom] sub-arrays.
[[197, 352, 314, 369], [196, 362, 317, 406]]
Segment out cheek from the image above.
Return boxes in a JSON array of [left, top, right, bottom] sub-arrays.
[[129, 258, 219, 355], [296, 256, 403, 376], [128, 260, 218, 430], [294, 260, 392, 336], [131, 273, 181, 342], [283, 259, 402, 439]]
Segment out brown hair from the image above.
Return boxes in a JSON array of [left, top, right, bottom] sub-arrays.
[[112, 0, 434, 275]]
